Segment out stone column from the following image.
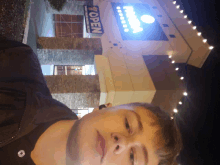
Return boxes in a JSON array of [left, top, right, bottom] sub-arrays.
[[37, 37, 102, 65], [45, 75, 100, 109]]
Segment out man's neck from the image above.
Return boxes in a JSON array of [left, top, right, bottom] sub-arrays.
[[31, 120, 77, 165]]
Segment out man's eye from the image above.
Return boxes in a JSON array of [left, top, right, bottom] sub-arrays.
[[125, 118, 131, 133]]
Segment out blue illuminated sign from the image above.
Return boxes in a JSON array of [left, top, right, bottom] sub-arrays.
[[84, 6, 104, 34], [111, 3, 168, 41]]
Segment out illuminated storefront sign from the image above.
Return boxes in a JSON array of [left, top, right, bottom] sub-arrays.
[[84, 6, 104, 34], [111, 3, 168, 41]]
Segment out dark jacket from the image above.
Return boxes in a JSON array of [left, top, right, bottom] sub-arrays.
[[0, 40, 78, 164]]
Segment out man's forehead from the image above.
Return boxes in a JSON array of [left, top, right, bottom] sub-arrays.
[[114, 104, 135, 110], [112, 104, 157, 118]]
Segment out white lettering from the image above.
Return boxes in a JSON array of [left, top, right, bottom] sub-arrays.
[[122, 6, 143, 33], [91, 27, 102, 33], [90, 17, 100, 22], [89, 12, 98, 17], [88, 7, 98, 12], [91, 22, 101, 27]]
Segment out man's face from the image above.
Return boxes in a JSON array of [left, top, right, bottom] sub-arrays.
[[67, 105, 160, 165]]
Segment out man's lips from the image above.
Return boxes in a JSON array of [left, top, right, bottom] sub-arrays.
[[96, 131, 106, 161]]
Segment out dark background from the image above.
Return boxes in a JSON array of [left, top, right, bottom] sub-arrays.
[[174, 0, 220, 164]]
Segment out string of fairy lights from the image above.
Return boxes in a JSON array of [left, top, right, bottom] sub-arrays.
[[169, 0, 214, 119], [172, 0, 214, 49]]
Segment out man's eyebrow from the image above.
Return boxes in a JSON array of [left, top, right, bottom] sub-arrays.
[[130, 110, 143, 132]]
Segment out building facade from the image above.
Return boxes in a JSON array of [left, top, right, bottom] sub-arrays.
[[38, 0, 213, 117]]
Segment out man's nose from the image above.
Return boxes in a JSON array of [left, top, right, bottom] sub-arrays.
[[111, 132, 130, 154]]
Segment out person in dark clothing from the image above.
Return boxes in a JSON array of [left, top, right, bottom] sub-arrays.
[[0, 40, 182, 165]]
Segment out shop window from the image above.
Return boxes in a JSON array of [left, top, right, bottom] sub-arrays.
[[54, 65, 83, 75], [54, 65, 96, 75], [54, 14, 83, 38]]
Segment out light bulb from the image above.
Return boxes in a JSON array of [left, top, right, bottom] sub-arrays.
[[188, 20, 192, 24], [184, 15, 187, 19], [121, 20, 126, 24], [172, 60, 175, 64], [183, 92, 188, 96], [176, 5, 180, 9], [179, 101, 182, 105], [209, 46, 214, 50], [175, 68, 179, 71], [169, 55, 172, 58], [203, 39, 207, 43], [173, 1, 176, 4], [197, 32, 202, 36], [193, 26, 196, 30], [180, 77, 184, 80], [173, 109, 178, 113], [180, 10, 184, 13]]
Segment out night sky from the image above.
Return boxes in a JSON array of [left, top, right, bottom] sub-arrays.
[[174, 0, 220, 164]]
